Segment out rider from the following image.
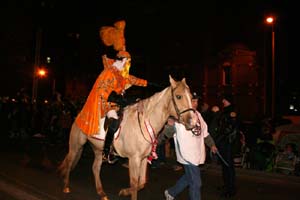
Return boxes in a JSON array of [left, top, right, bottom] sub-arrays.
[[75, 20, 148, 164]]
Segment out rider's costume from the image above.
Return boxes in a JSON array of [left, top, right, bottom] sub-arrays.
[[75, 20, 147, 135]]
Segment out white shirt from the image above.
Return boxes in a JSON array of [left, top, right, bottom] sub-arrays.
[[173, 111, 209, 165]]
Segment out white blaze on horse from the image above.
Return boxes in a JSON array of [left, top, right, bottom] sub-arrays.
[[58, 75, 197, 200]]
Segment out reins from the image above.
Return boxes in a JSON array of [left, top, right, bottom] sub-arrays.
[[171, 87, 202, 136], [137, 111, 152, 144], [137, 86, 196, 143]]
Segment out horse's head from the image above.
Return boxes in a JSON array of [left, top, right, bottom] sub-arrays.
[[169, 75, 197, 130]]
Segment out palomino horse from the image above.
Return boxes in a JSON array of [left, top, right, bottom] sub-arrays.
[[58, 75, 197, 200]]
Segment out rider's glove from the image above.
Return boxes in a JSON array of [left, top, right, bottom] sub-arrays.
[[147, 81, 165, 88], [108, 91, 128, 107]]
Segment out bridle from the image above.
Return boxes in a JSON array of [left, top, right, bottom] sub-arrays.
[[171, 86, 195, 123], [171, 86, 202, 135], [191, 118, 202, 136], [136, 85, 196, 144]]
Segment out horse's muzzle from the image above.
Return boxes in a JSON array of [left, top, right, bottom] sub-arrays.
[[183, 116, 197, 130]]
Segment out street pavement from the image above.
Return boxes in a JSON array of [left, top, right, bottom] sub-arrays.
[[0, 140, 300, 200]]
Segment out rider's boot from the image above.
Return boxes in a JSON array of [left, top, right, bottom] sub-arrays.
[[103, 118, 120, 164]]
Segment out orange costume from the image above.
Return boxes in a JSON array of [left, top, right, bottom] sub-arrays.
[[75, 20, 147, 135]]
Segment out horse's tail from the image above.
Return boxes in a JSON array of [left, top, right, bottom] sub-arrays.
[[57, 149, 84, 178], [56, 162, 64, 177], [56, 122, 86, 178], [57, 155, 67, 177]]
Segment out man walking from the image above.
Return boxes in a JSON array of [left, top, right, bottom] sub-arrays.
[[164, 92, 218, 200]]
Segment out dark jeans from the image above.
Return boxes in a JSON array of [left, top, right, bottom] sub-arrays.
[[218, 142, 236, 194], [157, 143, 166, 162], [167, 164, 202, 200]]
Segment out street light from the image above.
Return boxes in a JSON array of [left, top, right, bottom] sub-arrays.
[[32, 28, 42, 104], [265, 16, 275, 118], [37, 68, 47, 78], [32, 67, 48, 104]]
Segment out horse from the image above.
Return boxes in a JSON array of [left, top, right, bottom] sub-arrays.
[[58, 75, 197, 200]]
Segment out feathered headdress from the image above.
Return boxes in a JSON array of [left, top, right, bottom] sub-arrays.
[[99, 20, 126, 52]]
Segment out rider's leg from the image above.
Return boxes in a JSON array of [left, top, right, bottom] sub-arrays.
[[103, 110, 120, 164]]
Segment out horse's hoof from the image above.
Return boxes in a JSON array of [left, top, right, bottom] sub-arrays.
[[63, 187, 70, 193], [119, 189, 129, 196], [118, 190, 124, 196], [101, 196, 109, 200]]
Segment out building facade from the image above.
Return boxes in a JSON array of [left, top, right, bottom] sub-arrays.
[[202, 44, 265, 121]]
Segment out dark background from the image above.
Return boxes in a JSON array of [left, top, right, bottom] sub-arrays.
[[0, 0, 292, 101]]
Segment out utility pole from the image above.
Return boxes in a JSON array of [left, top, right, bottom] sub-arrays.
[[271, 28, 275, 118], [32, 28, 42, 105], [265, 16, 276, 118]]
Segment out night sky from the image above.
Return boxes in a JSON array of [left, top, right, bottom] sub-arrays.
[[0, 0, 292, 97]]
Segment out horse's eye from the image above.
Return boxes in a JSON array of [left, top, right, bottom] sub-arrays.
[[176, 95, 182, 99]]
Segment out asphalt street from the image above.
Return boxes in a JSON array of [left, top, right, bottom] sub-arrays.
[[0, 140, 300, 200]]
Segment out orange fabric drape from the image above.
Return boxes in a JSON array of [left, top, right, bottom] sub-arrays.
[[75, 65, 147, 135]]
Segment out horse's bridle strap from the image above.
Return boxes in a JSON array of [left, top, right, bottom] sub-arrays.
[[171, 87, 195, 121]]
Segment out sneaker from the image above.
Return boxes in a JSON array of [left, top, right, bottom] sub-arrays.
[[164, 190, 174, 200], [173, 165, 183, 171]]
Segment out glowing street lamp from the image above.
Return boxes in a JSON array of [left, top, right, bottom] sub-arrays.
[[32, 67, 47, 103], [265, 15, 276, 118], [37, 68, 47, 78], [266, 16, 274, 24]]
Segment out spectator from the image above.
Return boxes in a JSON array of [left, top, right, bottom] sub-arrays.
[[215, 94, 240, 198], [281, 143, 296, 160], [200, 101, 210, 123], [208, 105, 221, 141], [206, 105, 221, 164], [275, 143, 297, 175]]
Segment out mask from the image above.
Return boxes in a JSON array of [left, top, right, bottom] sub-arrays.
[[120, 58, 131, 78]]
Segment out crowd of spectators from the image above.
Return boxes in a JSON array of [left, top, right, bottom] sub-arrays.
[[0, 89, 83, 150], [1, 88, 299, 176]]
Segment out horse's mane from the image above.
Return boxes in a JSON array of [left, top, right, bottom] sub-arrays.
[[124, 86, 170, 114]]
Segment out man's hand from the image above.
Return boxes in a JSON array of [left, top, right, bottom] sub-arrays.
[[210, 145, 218, 154]]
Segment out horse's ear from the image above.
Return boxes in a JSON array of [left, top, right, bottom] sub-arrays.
[[169, 75, 177, 88], [182, 78, 186, 84]]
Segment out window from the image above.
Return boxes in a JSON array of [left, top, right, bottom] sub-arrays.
[[223, 66, 231, 85]]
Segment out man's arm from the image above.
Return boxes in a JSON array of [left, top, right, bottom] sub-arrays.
[[157, 124, 176, 145], [198, 111, 218, 154], [204, 135, 218, 154]]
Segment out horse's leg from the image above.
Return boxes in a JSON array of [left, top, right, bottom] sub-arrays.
[[137, 158, 148, 191], [89, 138, 108, 200], [58, 123, 87, 194], [119, 156, 141, 200]]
